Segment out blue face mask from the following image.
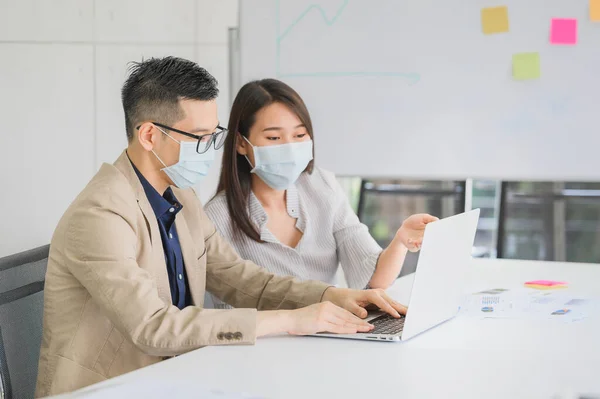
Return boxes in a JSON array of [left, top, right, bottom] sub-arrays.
[[243, 136, 313, 190], [152, 127, 215, 189]]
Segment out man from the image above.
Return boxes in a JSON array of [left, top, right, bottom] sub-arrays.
[[36, 57, 406, 397]]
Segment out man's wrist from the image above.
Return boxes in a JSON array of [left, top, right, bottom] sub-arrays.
[[256, 310, 293, 337], [321, 286, 338, 303]]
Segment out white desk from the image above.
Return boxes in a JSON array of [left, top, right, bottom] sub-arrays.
[[56, 259, 600, 399]]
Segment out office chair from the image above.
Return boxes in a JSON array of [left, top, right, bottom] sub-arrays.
[[0, 245, 49, 399]]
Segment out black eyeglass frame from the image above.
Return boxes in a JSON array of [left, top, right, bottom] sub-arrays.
[[136, 121, 228, 154]]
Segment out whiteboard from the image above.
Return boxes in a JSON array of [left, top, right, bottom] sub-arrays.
[[239, 0, 600, 180]]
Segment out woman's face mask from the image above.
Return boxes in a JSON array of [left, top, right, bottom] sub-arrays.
[[242, 135, 313, 191]]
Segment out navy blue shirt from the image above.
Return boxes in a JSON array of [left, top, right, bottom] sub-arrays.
[[131, 161, 191, 309]]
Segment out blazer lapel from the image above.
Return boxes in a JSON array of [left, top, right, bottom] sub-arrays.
[[113, 151, 172, 305], [175, 214, 205, 306]]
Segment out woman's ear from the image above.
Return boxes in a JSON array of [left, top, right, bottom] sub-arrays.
[[236, 133, 249, 156]]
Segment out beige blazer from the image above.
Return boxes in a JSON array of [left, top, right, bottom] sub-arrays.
[[35, 151, 329, 397]]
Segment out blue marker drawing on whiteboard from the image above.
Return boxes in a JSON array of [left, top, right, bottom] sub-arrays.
[[275, 0, 421, 83], [277, 0, 350, 42]]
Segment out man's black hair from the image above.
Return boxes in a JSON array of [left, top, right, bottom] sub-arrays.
[[121, 56, 219, 142]]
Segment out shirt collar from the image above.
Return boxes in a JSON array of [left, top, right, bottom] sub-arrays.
[[249, 184, 304, 235], [129, 158, 182, 219], [285, 185, 300, 219]]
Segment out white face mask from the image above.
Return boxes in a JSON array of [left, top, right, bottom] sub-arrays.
[[152, 127, 215, 189], [242, 136, 313, 190]]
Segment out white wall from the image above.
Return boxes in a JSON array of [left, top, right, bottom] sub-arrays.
[[0, 0, 238, 257]]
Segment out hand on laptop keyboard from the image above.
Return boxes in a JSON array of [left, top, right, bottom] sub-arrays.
[[361, 314, 406, 335]]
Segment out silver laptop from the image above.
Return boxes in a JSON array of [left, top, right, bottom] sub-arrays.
[[311, 208, 480, 342]]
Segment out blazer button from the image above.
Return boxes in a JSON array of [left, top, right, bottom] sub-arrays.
[[217, 332, 225, 340], [233, 332, 243, 340], [224, 333, 234, 340]]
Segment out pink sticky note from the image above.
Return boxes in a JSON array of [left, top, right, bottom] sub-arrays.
[[525, 280, 567, 286], [550, 18, 577, 45]]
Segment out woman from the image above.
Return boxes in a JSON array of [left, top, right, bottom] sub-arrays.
[[205, 79, 437, 308]]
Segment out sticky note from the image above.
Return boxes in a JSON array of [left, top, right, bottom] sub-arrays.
[[550, 18, 577, 45], [524, 280, 568, 290], [512, 53, 540, 80], [591, 0, 600, 21], [526, 285, 568, 290], [481, 6, 509, 34], [525, 280, 567, 286]]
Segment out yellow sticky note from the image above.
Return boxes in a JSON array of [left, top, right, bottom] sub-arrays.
[[481, 6, 509, 34], [512, 53, 540, 80], [591, 0, 600, 21], [524, 284, 568, 290]]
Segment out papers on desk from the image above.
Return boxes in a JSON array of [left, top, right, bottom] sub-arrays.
[[459, 288, 598, 323]]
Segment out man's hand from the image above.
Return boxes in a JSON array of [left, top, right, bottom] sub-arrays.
[[321, 287, 408, 319], [255, 288, 407, 338], [286, 302, 374, 335], [256, 302, 374, 337]]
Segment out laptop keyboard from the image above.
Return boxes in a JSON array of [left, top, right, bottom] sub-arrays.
[[361, 314, 406, 335]]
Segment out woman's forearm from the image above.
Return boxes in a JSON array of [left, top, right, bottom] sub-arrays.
[[368, 237, 408, 289]]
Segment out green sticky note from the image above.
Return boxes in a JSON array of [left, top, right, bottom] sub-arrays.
[[512, 53, 540, 80]]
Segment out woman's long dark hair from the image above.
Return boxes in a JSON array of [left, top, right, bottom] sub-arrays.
[[216, 79, 315, 243]]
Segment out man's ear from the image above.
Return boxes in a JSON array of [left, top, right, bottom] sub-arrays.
[[137, 122, 157, 151]]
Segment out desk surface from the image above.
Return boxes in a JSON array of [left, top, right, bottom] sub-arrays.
[[57, 259, 600, 399]]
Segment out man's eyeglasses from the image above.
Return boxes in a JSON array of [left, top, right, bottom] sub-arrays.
[[137, 122, 229, 154]]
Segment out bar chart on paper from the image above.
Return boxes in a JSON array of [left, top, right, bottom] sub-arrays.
[[240, 0, 600, 180]]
